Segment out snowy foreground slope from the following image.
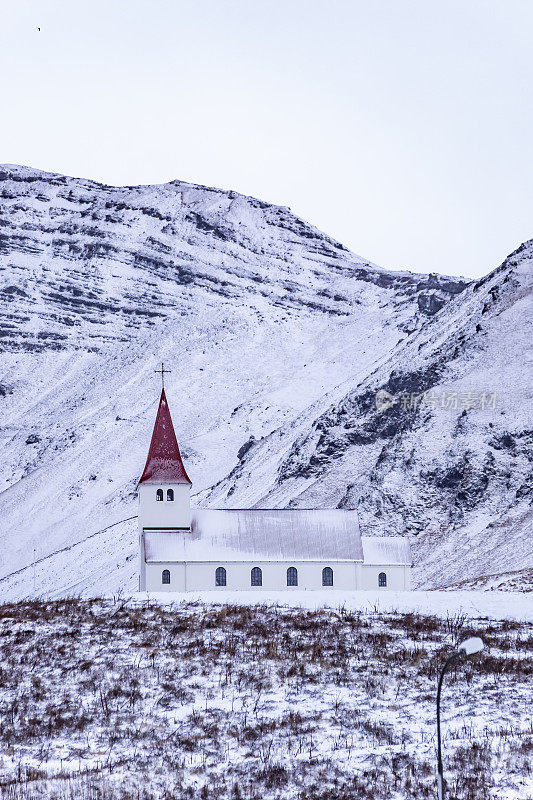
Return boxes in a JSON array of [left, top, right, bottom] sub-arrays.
[[0, 164, 531, 597], [0, 598, 531, 800]]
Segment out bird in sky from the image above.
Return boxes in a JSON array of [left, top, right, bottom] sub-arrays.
[[38, 27, 41, 31]]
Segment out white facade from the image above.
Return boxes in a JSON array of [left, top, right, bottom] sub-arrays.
[[138, 500, 412, 592], [138, 483, 190, 529], [144, 560, 411, 592]]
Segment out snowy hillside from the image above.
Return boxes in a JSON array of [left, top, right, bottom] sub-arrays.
[[0, 164, 530, 597], [208, 242, 533, 589]]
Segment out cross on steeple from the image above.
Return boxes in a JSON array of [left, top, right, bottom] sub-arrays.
[[154, 362, 171, 389]]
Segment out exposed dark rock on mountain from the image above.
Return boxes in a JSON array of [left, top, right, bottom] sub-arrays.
[[0, 164, 530, 595]]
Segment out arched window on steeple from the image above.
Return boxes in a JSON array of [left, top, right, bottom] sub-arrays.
[[156, 489, 163, 502], [162, 569, 170, 585], [167, 489, 174, 501], [378, 572, 387, 588]]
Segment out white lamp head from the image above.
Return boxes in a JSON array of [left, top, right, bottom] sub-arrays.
[[457, 637, 484, 656]]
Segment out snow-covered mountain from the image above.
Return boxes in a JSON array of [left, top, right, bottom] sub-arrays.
[[0, 164, 530, 597], [210, 242, 532, 589]]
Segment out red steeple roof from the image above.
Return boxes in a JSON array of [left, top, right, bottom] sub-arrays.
[[139, 389, 192, 485]]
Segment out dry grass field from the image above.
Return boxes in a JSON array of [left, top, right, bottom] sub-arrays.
[[0, 598, 531, 799]]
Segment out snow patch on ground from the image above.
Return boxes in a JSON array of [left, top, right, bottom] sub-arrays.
[[130, 589, 533, 622]]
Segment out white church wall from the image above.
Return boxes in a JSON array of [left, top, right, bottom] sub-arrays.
[[145, 562, 186, 591], [191, 562, 359, 591], [145, 561, 411, 592], [146, 561, 358, 592], [139, 530, 146, 591], [359, 565, 411, 590], [138, 484, 190, 529]]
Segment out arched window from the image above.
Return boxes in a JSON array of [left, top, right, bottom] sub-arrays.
[[156, 489, 164, 502], [215, 567, 227, 587], [287, 567, 298, 586], [378, 572, 387, 588], [322, 567, 333, 587], [167, 488, 174, 501], [162, 569, 170, 585], [251, 567, 262, 587]]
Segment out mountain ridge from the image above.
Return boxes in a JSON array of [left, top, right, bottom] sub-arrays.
[[0, 165, 529, 597]]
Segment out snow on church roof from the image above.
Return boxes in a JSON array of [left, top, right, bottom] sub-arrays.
[[361, 536, 412, 566], [139, 388, 191, 485], [144, 509, 364, 562]]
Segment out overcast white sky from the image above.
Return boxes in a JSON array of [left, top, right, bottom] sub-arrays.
[[1, 1, 531, 278]]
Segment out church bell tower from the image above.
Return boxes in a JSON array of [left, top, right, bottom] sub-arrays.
[[138, 371, 191, 589]]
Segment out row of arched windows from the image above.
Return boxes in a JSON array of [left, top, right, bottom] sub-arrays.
[[156, 489, 174, 501], [160, 567, 387, 587], [245, 566, 334, 587]]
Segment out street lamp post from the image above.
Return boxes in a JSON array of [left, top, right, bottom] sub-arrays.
[[436, 637, 484, 800]]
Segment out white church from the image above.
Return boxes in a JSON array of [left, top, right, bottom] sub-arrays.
[[138, 388, 412, 592]]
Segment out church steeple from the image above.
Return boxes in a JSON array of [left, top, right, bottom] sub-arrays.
[[139, 388, 191, 485]]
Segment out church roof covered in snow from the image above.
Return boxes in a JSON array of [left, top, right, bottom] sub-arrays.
[[144, 509, 365, 562], [361, 536, 412, 566], [139, 388, 191, 485]]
